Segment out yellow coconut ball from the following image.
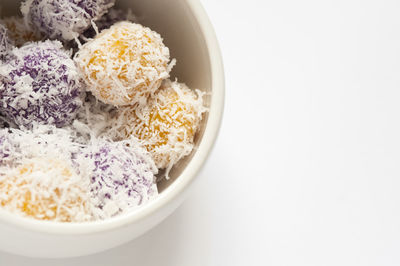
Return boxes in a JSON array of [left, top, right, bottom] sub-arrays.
[[111, 80, 206, 171], [0, 158, 91, 222], [1, 16, 42, 47], [74, 21, 172, 106]]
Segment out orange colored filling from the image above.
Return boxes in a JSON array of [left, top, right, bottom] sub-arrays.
[[0, 160, 84, 222]]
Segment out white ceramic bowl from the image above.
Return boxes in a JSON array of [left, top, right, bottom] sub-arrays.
[[0, 0, 224, 258]]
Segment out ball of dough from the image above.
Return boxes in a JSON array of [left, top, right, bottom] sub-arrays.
[[84, 139, 157, 219], [0, 40, 84, 128], [0, 157, 92, 222], [74, 21, 172, 106], [111, 80, 206, 171]]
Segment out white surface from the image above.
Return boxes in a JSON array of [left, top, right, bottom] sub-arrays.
[[2, 0, 400, 264]]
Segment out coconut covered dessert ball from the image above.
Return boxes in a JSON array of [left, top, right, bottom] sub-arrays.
[[21, 0, 115, 41], [1, 16, 42, 47], [0, 157, 92, 222], [0, 23, 12, 60], [109, 80, 206, 171], [74, 21, 172, 106], [0, 40, 84, 128], [83, 139, 158, 219]]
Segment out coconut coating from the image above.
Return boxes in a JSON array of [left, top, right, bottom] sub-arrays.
[[0, 23, 12, 60], [110, 80, 206, 171], [0, 157, 92, 222], [0, 125, 86, 168], [71, 93, 116, 143], [1, 16, 42, 47], [74, 21, 171, 106], [0, 40, 84, 128], [21, 0, 115, 41], [84, 139, 157, 219]]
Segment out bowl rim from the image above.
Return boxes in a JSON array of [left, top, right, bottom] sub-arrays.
[[0, 0, 225, 235]]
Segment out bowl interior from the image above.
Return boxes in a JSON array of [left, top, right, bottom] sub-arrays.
[[0, 0, 212, 193]]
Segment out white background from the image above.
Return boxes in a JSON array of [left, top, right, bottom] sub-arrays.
[[2, 0, 400, 265]]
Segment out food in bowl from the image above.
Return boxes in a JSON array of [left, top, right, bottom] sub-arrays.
[[0, 0, 207, 222]]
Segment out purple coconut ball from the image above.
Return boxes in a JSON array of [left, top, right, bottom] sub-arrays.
[[0, 40, 84, 128], [84, 139, 158, 219], [0, 24, 12, 60], [21, 0, 115, 41]]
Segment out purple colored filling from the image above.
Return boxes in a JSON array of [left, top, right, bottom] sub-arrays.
[[86, 140, 157, 214], [0, 40, 84, 128]]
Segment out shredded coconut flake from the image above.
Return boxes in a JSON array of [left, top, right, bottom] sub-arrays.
[[71, 93, 115, 141]]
